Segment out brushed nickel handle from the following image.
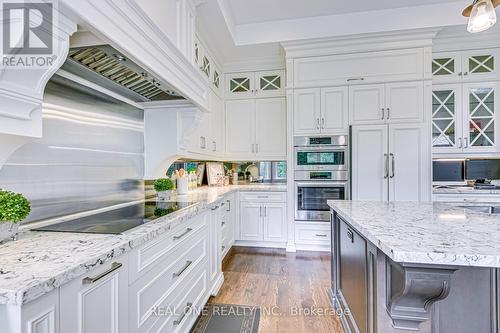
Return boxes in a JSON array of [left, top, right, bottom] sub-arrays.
[[173, 302, 193, 326], [458, 72, 463, 76], [386, 107, 390, 119], [384, 153, 389, 179], [464, 137, 469, 148], [173, 228, 193, 240], [315, 234, 328, 237], [321, 118, 325, 129], [458, 137, 463, 148], [226, 200, 231, 212], [255, 143, 259, 153], [347, 229, 354, 243], [381, 108, 385, 120], [390, 153, 395, 179], [257, 195, 269, 199], [316, 118, 320, 130], [173, 260, 192, 278], [252, 144, 255, 153], [83, 262, 122, 284], [347, 78, 365, 82], [264, 206, 267, 217], [211, 205, 219, 211], [259, 206, 263, 217]]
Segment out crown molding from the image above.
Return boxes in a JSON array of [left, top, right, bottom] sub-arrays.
[[223, 54, 285, 73], [433, 26, 500, 52]]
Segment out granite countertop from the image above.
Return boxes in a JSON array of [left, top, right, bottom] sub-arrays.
[[328, 200, 500, 268], [0, 184, 286, 306], [433, 186, 500, 195]]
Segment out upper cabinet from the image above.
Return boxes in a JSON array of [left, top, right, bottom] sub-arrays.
[[349, 81, 424, 126], [293, 87, 348, 135], [432, 49, 500, 83], [432, 82, 499, 154], [194, 37, 223, 95], [225, 70, 285, 99]]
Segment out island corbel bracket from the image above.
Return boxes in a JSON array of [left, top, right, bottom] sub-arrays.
[[386, 259, 456, 331]]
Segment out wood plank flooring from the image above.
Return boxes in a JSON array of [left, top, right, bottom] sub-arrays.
[[210, 247, 344, 333]]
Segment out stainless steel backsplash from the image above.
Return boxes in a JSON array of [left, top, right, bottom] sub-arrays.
[[0, 76, 145, 224]]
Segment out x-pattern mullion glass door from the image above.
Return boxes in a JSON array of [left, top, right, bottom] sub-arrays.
[[464, 82, 497, 152], [432, 84, 463, 153], [432, 53, 461, 83], [226, 72, 255, 99], [255, 70, 284, 97], [462, 50, 499, 81]]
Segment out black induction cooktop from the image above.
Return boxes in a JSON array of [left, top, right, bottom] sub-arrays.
[[32, 201, 197, 234]]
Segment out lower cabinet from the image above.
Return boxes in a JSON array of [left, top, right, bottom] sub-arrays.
[[238, 192, 287, 244], [60, 257, 129, 333], [208, 204, 223, 294]]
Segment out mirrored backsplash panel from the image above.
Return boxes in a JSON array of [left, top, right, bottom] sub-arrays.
[[0, 77, 145, 224]]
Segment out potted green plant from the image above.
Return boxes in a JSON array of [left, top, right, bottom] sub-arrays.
[[0, 190, 30, 243], [154, 178, 174, 200]]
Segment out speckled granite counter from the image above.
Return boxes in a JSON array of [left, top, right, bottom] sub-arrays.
[[433, 186, 500, 195], [0, 184, 286, 306], [328, 200, 500, 268]]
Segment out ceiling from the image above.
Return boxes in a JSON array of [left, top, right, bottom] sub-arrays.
[[197, 0, 476, 68], [225, 0, 464, 25]]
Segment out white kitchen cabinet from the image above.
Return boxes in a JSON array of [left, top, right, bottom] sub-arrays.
[[10, 289, 60, 333], [293, 87, 348, 135], [225, 98, 286, 160], [238, 192, 287, 244], [349, 81, 424, 125], [225, 70, 285, 99], [221, 193, 236, 258], [352, 124, 430, 202], [209, 204, 223, 293], [209, 91, 224, 155], [60, 257, 129, 333], [255, 98, 287, 158], [432, 82, 499, 154], [432, 49, 500, 83]]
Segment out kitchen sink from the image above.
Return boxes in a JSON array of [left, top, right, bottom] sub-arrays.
[[460, 206, 500, 214]]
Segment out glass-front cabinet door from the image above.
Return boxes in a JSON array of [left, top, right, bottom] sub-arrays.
[[432, 52, 461, 83], [225, 72, 255, 99], [432, 84, 463, 153], [463, 82, 498, 152], [462, 50, 500, 81], [255, 70, 285, 97]]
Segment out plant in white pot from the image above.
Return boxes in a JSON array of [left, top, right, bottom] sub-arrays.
[[154, 178, 174, 200], [0, 190, 30, 243]]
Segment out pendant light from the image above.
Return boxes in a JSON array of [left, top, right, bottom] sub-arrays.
[[463, 0, 499, 33]]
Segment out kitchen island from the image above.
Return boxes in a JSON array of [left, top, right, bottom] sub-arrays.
[[328, 200, 500, 333]]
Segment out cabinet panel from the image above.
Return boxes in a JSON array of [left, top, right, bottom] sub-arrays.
[[255, 98, 286, 158], [21, 290, 59, 333], [432, 52, 461, 83], [263, 203, 286, 242], [239, 203, 263, 241], [462, 49, 500, 82], [209, 91, 224, 154], [385, 81, 424, 123], [60, 257, 128, 333], [431, 84, 463, 153], [293, 88, 321, 134], [225, 72, 255, 99], [389, 124, 430, 201], [255, 70, 285, 98], [351, 125, 388, 201], [225, 99, 255, 157], [321, 86, 348, 134], [349, 84, 385, 125], [209, 206, 222, 287]]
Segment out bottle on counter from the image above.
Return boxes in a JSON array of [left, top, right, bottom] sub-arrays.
[[171, 171, 177, 190]]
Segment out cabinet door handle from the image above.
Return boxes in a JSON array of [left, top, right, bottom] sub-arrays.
[[264, 206, 267, 217], [458, 137, 463, 148], [316, 118, 320, 130], [259, 206, 262, 217], [251, 144, 255, 153], [381, 108, 385, 120], [384, 153, 389, 179], [315, 234, 328, 237], [347, 229, 354, 243], [255, 143, 259, 153], [257, 195, 269, 199], [347, 77, 365, 82], [221, 221, 226, 227], [321, 118, 325, 129], [464, 72, 469, 76], [83, 262, 122, 284], [226, 199, 231, 212], [211, 205, 219, 211], [173, 228, 193, 240], [464, 137, 469, 148], [386, 107, 390, 119], [174, 302, 193, 326], [390, 153, 395, 179], [458, 72, 463, 76], [213, 141, 216, 152], [173, 260, 192, 278]]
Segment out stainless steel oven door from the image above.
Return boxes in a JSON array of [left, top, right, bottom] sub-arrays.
[[294, 146, 347, 171], [295, 181, 348, 222]]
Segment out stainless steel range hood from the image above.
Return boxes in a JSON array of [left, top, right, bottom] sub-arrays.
[[61, 45, 184, 102]]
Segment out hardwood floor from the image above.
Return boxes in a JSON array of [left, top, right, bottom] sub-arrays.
[[210, 247, 344, 333]]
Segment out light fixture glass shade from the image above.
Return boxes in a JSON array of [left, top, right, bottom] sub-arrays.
[[467, 0, 497, 33]]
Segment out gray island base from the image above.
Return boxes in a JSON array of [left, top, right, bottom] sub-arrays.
[[328, 200, 500, 333]]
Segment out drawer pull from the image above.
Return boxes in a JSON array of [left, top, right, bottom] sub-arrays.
[[220, 202, 225, 206], [173, 260, 192, 278], [257, 196, 269, 199], [173, 302, 193, 326], [227, 200, 231, 212], [221, 221, 226, 227], [211, 205, 219, 211], [315, 234, 328, 237], [173, 228, 193, 240], [347, 229, 354, 243], [83, 262, 122, 284]]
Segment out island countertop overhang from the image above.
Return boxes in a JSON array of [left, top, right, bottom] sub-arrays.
[[328, 200, 500, 268]]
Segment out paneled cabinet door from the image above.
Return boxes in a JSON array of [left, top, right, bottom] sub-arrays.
[[60, 257, 128, 333], [255, 70, 285, 98], [462, 49, 500, 82], [432, 84, 463, 153], [263, 203, 286, 242], [225, 99, 255, 158], [463, 82, 498, 152], [293, 88, 321, 134], [239, 203, 263, 241], [349, 84, 385, 125], [432, 52, 461, 83], [209, 92, 224, 155], [385, 81, 424, 123], [226, 72, 255, 99], [255, 98, 286, 158], [209, 207, 222, 286], [351, 125, 388, 201], [321, 86, 348, 134], [388, 123, 430, 202]]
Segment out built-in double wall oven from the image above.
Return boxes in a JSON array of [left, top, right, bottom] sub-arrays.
[[294, 135, 350, 222]]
